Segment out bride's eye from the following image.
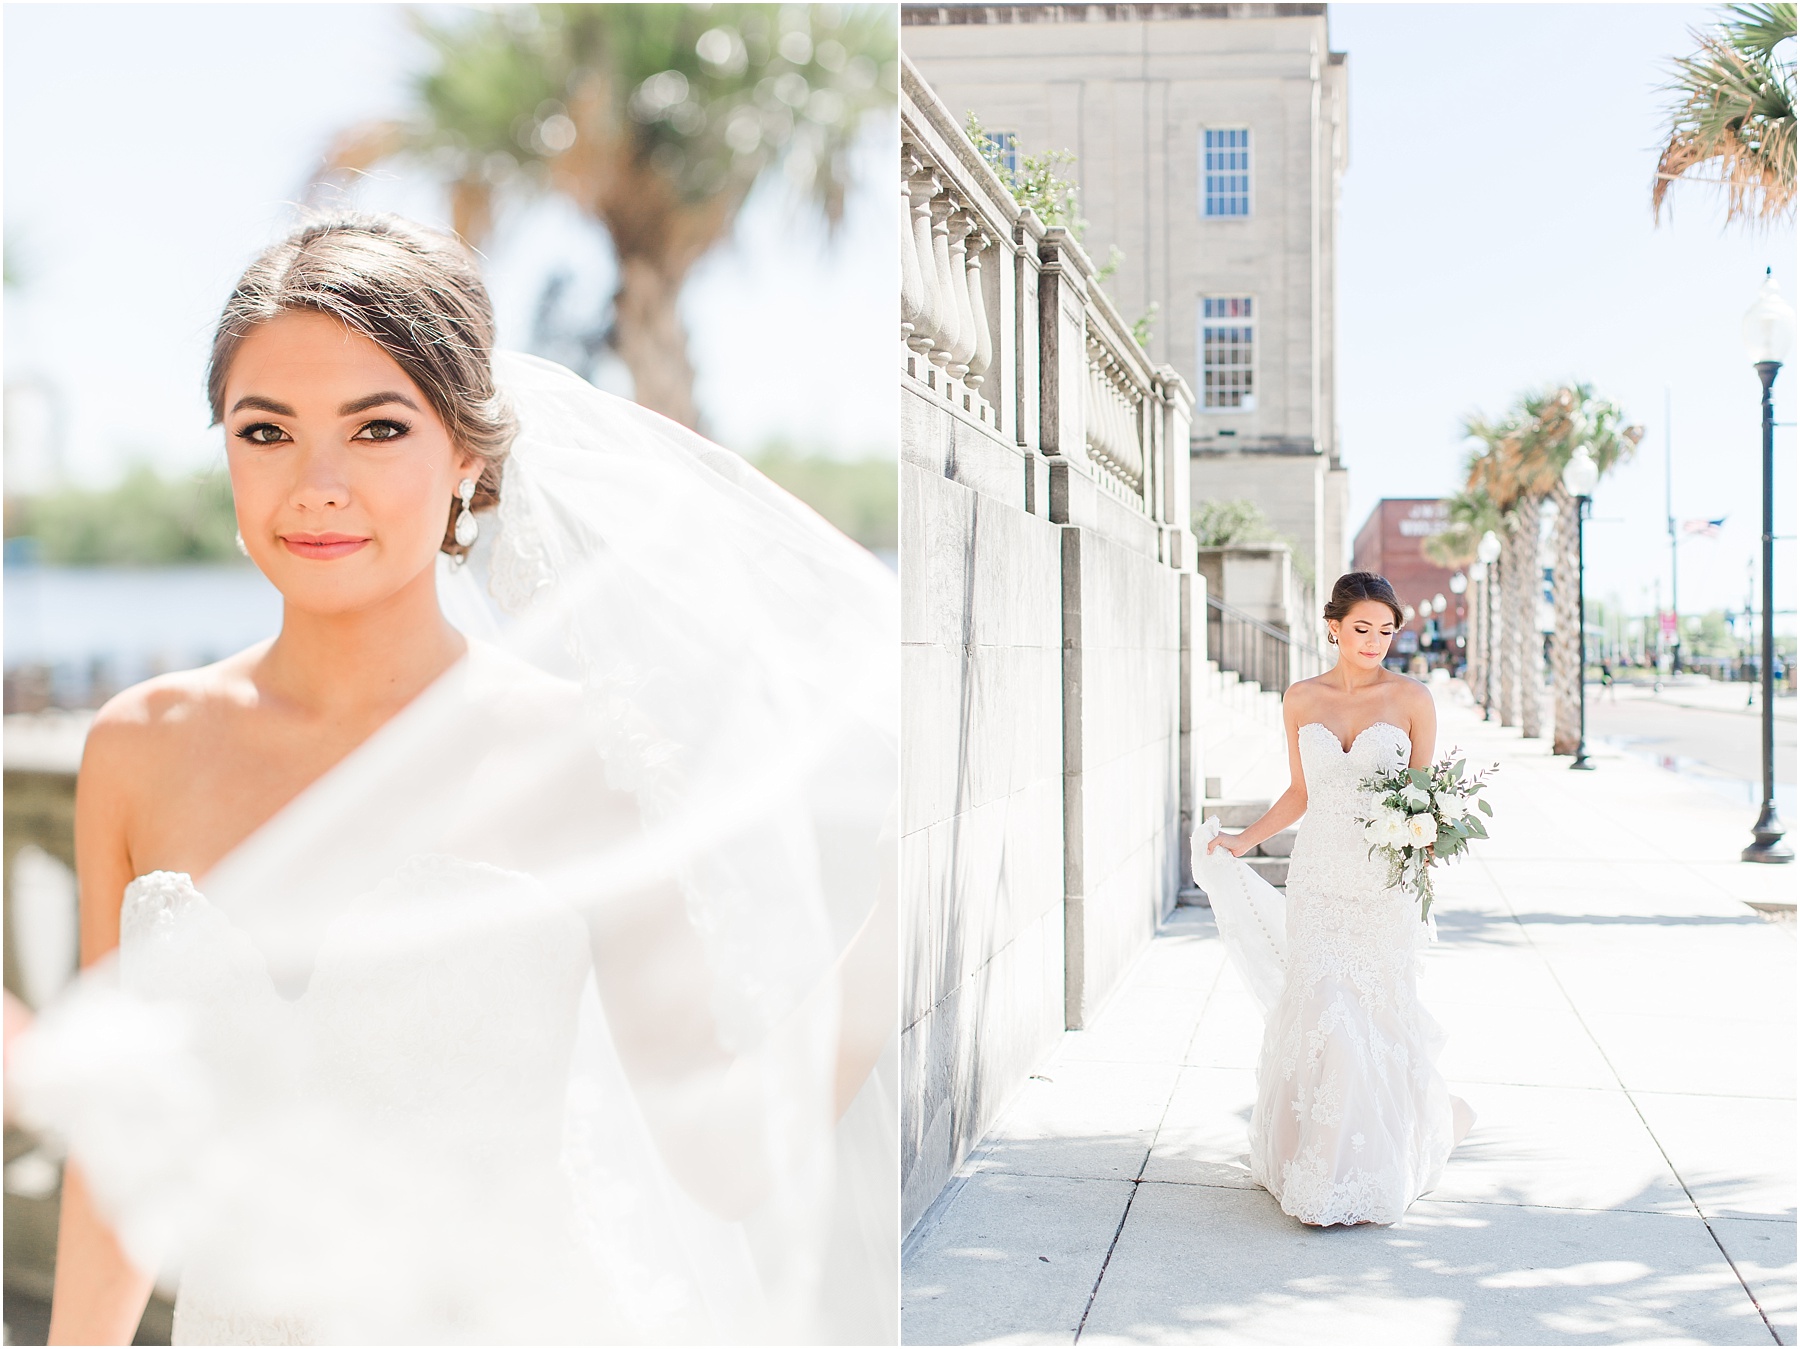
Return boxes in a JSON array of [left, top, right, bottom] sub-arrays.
[[353, 419, 411, 442], [235, 422, 289, 445]]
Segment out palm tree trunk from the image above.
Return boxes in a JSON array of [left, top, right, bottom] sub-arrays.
[[1516, 494, 1544, 740], [612, 254, 700, 430], [1497, 512, 1522, 727], [1549, 483, 1582, 755]]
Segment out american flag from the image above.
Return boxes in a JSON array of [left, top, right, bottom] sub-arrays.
[[1682, 517, 1726, 538]]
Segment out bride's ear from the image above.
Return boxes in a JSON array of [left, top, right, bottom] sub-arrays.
[[454, 447, 485, 483]]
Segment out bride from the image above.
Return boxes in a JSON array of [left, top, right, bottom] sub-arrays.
[[9, 214, 897, 1344], [1197, 571, 1472, 1227]]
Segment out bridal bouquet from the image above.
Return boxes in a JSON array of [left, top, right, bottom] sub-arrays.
[[1356, 752, 1497, 922]]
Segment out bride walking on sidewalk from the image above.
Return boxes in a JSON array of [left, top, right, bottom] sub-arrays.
[[1197, 571, 1475, 1227]]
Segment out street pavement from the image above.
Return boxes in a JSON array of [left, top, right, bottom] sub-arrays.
[[1586, 681, 1795, 823], [902, 692, 1795, 1346]]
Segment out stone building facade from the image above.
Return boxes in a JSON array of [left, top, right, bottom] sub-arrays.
[[903, 2, 1350, 635]]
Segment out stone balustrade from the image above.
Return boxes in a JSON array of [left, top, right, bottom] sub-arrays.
[[1084, 304, 1149, 497], [899, 60, 1187, 529], [900, 93, 1008, 431]]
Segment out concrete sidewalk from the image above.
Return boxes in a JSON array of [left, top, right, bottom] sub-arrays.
[[902, 696, 1796, 1346]]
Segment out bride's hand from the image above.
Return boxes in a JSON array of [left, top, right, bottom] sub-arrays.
[[1205, 831, 1247, 857]]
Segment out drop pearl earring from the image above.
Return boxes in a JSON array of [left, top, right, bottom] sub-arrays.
[[454, 478, 478, 549]]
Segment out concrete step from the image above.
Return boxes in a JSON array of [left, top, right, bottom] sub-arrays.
[[1203, 797, 1269, 828], [1246, 855, 1289, 888], [1252, 828, 1296, 859]]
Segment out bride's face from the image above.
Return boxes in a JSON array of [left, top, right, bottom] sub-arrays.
[[1331, 600, 1397, 669], [222, 311, 479, 615]]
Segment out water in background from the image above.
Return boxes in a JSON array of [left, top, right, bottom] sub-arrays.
[[5, 565, 282, 708]]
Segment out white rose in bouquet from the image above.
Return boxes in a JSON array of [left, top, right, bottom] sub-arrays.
[[1404, 813, 1436, 847], [1400, 784, 1431, 810], [1379, 813, 1409, 848]]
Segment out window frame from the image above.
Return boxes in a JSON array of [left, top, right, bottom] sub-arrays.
[[984, 129, 1020, 178], [1198, 296, 1257, 414], [1199, 126, 1253, 219]]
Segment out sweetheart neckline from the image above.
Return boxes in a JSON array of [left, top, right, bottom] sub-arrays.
[[1299, 720, 1408, 755]]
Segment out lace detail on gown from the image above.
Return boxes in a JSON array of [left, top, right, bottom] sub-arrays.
[[1248, 721, 1455, 1227]]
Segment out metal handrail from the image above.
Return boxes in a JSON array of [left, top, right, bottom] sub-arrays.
[[1206, 593, 1327, 693]]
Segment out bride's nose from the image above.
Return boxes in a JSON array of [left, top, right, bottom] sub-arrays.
[[290, 443, 351, 511]]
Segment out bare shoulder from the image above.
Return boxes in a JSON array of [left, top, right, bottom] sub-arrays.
[[1384, 672, 1437, 749], [80, 652, 261, 788], [1282, 675, 1329, 721], [1387, 672, 1436, 715]]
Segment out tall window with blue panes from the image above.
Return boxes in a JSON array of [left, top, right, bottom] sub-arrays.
[[1201, 128, 1251, 218]]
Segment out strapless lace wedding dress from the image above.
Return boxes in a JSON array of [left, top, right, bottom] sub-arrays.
[[1197, 721, 1460, 1227]]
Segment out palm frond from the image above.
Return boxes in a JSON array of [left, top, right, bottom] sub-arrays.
[[1653, 6, 1796, 226], [1724, 2, 1798, 61]]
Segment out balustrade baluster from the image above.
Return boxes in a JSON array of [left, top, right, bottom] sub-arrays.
[[962, 227, 993, 392], [900, 153, 927, 345], [944, 207, 978, 381], [927, 191, 962, 370], [905, 162, 944, 357]]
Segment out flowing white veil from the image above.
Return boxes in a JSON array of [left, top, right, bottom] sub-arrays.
[[10, 352, 898, 1344]]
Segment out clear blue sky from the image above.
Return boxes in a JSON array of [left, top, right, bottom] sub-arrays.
[[3, 3, 896, 492], [1331, 2, 1795, 626]]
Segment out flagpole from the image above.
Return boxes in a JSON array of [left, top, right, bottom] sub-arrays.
[[1666, 388, 1681, 675]]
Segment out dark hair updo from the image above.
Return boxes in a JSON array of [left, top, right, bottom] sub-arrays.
[[1323, 571, 1405, 643], [207, 212, 516, 558]]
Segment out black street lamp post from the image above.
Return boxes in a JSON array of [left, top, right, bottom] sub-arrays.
[[1741, 270, 1793, 864]]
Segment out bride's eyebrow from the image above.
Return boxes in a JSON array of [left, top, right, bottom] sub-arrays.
[[339, 391, 420, 416], [230, 394, 295, 416]]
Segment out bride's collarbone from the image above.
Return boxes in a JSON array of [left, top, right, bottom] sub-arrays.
[[101, 675, 384, 884], [1288, 677, 1424, 745]]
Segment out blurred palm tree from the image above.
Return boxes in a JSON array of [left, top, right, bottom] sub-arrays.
[[1464, 415, 1545, 737], [314, 4, 895, 428], [1460, 388, 1641, 750], [1535, 388, 1641, 755], [1653, 2, 1795, 227]]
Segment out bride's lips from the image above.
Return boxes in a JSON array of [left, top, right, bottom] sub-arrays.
[[281, 532, 370, 560]]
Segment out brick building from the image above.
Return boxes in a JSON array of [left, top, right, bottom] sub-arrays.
[[1350, 498, 1466, 663]]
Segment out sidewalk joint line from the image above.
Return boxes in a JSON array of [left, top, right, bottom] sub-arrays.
[[1073, 959, 1191, 1345]]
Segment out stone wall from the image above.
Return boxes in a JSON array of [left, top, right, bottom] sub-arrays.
[[899, 424, 1067, 1232], [1060, 527, 1185, 1027], [900, 56, 1202, 1233]]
